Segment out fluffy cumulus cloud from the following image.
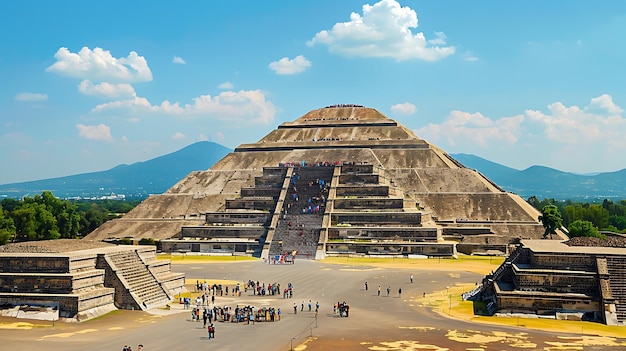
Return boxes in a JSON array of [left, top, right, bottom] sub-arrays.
[[413, 94, 626, 172], [92, 89, 277, 124], [391, 102, 417, 115], [78, 80, 136, 98], [218, 81, 234, 89], [416, 111, 524, 147], [46, 47, 152, 83], [15, 92, 48, 101], [76, 123, 113, 141], [307, 0, 454, 61], [526, 94, 626, 145], [268, 55, 311, 74]]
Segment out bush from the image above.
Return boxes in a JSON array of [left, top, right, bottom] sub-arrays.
[[139, 238, 155, 245], [567, 220, 605, 238]]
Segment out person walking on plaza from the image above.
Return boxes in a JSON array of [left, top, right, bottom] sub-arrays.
[[398, 287, 402, 298], [410, 274, 413, 283], [207, 323, 215, 339], [365, 281, 368, 291], [293, 303, 297, 314], [377, 285, 381, 296], [387, 286, 390, 297]]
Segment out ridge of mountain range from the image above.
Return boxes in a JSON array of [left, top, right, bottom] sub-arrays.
[[1, 141, 624, 201]]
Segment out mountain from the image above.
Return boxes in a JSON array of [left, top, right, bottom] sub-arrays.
[[0, 142, 232, 199], [1, 145, 623, 201], [452, 153, 626, 200]]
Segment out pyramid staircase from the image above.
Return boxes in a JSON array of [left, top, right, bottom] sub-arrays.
[[269, 166, 334, 259], [606, 256, 626, 323], [102, 250, 171, 310]]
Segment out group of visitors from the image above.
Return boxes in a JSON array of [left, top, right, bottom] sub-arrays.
[[199, 304, 282, 340], [334, 301, 349, 317], [246, 280, 288, 297], [292, 299, 319, 314]]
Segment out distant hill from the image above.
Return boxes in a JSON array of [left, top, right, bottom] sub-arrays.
[[0, 142, 231, 199], [452, 153, 626, 200], [1, 145, 624, 201]]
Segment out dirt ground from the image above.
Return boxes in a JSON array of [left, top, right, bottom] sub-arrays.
[[1, 256, 625, 351]]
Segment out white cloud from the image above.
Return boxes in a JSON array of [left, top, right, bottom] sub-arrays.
[[15, 92, 48, 102], [198, 134, 209, 141], [92, 89, 277, 124], [172, 132, 186, 140], [46, 47, 152, 83], [526, 94, 625, 144], [427, 32, 447, 46], [391, 102, 417, 115], [173, 56, 186, 64], [218, 81, 234, 89], [588, 93, 623, 114], [307, 0, 454, 61], [268, 55, 312, 75], [78, 80, 136, 98], [76, 123, 113, 141], [416, 111, 524, 147], [412, 94, 626, 173]]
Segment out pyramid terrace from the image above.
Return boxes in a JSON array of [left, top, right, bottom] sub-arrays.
[[87, 105, 551, 258]]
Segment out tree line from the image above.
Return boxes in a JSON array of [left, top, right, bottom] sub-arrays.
[[0, 191, 140, 245], [529, 196, 626, 238]]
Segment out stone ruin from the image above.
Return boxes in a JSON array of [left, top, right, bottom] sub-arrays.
[[465, 237, 626, 326], [0, 240, 184, 322], [86, 106, 560, 259]]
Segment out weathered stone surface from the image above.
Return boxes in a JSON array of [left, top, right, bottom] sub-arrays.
[[0, 239, 114, 253], [85, 106, 554, 253]]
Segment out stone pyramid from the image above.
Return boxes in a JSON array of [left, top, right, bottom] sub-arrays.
[[87, 105, 550, 257]]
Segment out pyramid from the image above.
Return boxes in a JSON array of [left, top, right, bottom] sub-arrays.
[[86, 105, 555, 258]]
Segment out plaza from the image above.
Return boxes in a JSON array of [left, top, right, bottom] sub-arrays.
[[1, 257, 625, 351]]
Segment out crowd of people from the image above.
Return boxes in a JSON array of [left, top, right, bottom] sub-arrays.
[[334, 301, 350, 317]]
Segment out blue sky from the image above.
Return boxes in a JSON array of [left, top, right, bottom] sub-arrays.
[[2, 0, 626, 184]]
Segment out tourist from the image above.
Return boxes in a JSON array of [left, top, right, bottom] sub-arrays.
[[207, 323, 215, 339], [293, 303, 297, 314], [410, 274, 413, 283], [364, 281, 368, 291], [377, 285, 381, 296]]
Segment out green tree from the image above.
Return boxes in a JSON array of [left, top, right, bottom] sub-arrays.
[[13, 204, 37, 241], [13, 203, 60, 241], [539, 204, 563, 239], [567, 219, 604, 238], [79, 205, 108, 236], [0, 209, 16, 245], [609, 215, 626, 231]]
